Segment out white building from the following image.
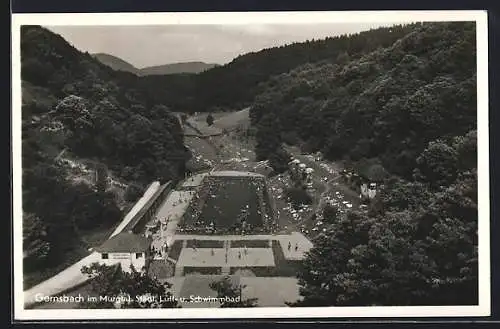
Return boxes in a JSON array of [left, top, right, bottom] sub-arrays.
[[95, 232, 152, 273]]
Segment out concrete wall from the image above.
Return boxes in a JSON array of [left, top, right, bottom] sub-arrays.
[[129, 182, 172, 234], [109, 181, 161, 238]]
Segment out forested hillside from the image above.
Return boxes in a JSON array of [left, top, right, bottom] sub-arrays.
[[248, 21, 478, 306], [21, 25, 189, 288], [189, 23, 424, 112], [129, 24, 423, 113], [251, 22, 476, 178]]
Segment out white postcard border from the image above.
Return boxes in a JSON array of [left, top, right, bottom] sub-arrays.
[[11, 10, 490, 320]]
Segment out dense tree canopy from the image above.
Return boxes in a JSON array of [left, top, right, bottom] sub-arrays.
[[21, 26, 188, 284], [291, 130, 478, 306], [189, 23, 424, 112], [206, 113, 214, 126], [250, 22, 476, 180], [252, 21, 480, 306], [80, 263, 178, 309]]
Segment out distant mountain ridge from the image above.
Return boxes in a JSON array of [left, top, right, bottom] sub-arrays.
[[139, 61, 219, 75], [92, 53, 139, 74], [92, 53, 218, 75]]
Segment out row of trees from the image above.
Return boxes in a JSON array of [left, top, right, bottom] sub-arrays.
[[293, 131, 478, 306]]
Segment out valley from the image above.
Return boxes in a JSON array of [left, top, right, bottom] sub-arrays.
[[19, 21, 479, 309]]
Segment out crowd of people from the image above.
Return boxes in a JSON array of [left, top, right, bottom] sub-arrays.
[[177, 175, 278, 235]]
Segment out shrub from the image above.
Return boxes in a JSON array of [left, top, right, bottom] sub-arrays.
[[124, 183, 144, 202], [206, 113, 214, 126]]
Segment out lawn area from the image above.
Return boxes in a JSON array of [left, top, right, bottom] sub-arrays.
[[183, 267, 222, 275], [167, 240, 184, 261], [185, 135, 220, 162], [186, 239, 224, 249], [178, 275, 241, 300], [228, 241, 302, 277], [212, 108, 251, 130], [230, 240, 270, 248], [180, 176, 269, 234]]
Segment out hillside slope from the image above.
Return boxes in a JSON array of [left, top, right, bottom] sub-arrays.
[[188, 23, 425, 112], [120, 24, 425, 114], [251, 21, 476, 178], [21, 25, 189, 288], [249, 21, 478, 306]]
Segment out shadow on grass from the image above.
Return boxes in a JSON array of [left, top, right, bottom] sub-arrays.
[[230, 240, 270, 248], [167, 240, 184, 261], [149, 260, 175, 280], [229, 241, 302, 277], [183, 267, 222, 275], [186, 239, 224, 249]]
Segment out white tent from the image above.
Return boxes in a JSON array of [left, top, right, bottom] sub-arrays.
[[305, 167, 314, 174]]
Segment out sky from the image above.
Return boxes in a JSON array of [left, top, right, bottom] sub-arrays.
[[46, 23, 399, 68]]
